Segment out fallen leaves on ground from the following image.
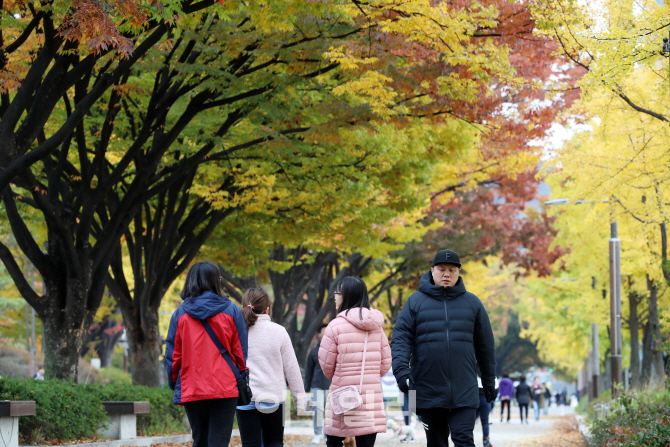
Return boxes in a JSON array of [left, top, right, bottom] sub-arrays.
[[516, 415, 585, 447]]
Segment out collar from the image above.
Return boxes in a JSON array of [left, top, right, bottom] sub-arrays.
[[256, 314, 271, 321]]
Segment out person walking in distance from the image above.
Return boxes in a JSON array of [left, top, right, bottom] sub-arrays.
[[237, 288, 306, 447], [391, 249, 497, 447], [515, 375, 530, 424], [305, 330, 332, 444], [531, 377, 542, 421], [319, 277, 392, 447], [165, 262, 248, 447], [543, 382, 551, 415], [498, 373, 513, 423]]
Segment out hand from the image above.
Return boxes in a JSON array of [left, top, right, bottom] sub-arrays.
[[397, 376, 411, 394], [484, 386, 498, 403], [295, 392, 308, 415]]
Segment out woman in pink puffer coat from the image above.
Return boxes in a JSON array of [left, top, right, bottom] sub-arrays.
[[318, 277, 392, 447]]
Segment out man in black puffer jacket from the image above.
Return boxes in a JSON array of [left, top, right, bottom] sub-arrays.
[[392, 249, 496, 447]]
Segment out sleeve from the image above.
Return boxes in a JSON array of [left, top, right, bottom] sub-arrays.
[[281, 330, 306, 412], [165, 311, 182, 390], [318, 322, 338, 380], [391, 296, 415, 382], [473, 298, 496, 388], [515, 385, 518, 400], [380, 329, 392, 376], [304, 348, 315, 390], [228, 305, 248, 370]]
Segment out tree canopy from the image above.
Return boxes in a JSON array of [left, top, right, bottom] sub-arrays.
[[1, 0, 582, 382]]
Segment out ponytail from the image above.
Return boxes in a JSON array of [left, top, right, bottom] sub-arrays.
[[241, 288, 271, 328], [242, 306, 257, 328]]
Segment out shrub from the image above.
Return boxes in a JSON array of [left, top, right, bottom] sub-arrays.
[[0, 378, 187, 443], [0, 378, 108, 444], [87, 383, 187, 435], [588, 390, 670, 447]]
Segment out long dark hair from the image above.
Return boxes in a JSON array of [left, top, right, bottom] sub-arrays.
[[336, 276, 370, 318], [242, 288, 272, 328], [180, 261, 223, 300]]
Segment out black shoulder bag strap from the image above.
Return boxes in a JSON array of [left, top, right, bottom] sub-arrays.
[[200, 319, 242, 381]]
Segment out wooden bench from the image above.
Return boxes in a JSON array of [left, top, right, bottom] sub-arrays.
[[0, 401, 36, 447], [100, 401, 150, 440]]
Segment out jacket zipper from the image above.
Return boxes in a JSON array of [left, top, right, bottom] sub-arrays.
[[443, 297, 452, 409]]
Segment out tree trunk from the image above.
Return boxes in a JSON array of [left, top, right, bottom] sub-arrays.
[[645, 276, 666, 384], [42, 312, 87, 381], [641, 319, 653, 385], [628, 291, 641, 389], [119, 302, 163, 387], [39, 278, 98, 381]]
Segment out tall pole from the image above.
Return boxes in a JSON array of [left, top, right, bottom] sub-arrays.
[[583, 356, 589, 402], [609, 222, 623, 395], [25, 262, 33, 377], [24, 301, 31, 365], [31, 308, 37, 370], [30, 262, 37, 376]]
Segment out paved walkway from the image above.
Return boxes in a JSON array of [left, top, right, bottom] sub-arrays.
[[281, 406, 583, 447]]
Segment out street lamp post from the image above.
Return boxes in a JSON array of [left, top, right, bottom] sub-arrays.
[[662, 28, 670, 102], [545, 199, 623, 396], [609, 223, 623, 395], [661, 30, 670, 91]]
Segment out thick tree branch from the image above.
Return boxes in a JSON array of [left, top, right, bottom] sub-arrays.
[[0, 241, 43, 310]]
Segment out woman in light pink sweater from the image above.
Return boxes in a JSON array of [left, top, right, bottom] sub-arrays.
[[319, 277, 392, 447], [236, 288, 306, 447]]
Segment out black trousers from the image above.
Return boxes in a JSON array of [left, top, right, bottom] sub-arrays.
[[237, 404, 285, 447], [420, 407, 477, 447], [519, 403, 529, 421], [500, 399, 511, 420], [326, 433, 377, 447], [184, 397, 237, 447]]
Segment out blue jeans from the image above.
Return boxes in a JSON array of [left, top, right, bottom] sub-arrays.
[[476, 395, 490, 437], [311, 388, 325, 435], [533, 401, 540, 420], [402, 394, 410, 426]]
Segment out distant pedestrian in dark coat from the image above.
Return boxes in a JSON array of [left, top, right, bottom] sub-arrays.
[[515, 376, 531, 424]]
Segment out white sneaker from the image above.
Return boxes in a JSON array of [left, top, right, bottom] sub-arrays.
[[311, 435, 323, 444]]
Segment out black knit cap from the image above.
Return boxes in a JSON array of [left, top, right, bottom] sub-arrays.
[[432, 249, 461, 268]]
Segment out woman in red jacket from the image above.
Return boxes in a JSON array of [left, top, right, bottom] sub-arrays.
[[165, 261, 248, 447]]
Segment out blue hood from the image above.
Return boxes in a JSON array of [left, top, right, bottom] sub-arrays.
[[180, 291, 233, 320], [418, 271, 467, 300]]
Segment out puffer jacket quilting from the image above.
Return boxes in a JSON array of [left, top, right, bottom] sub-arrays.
[[318, 308, 392, 438], [391, 272, 495, 410]]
